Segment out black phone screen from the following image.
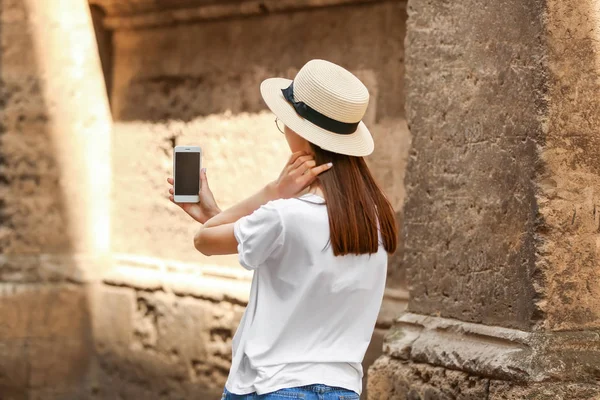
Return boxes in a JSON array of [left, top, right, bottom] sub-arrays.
[[175, 152, 200, 195]]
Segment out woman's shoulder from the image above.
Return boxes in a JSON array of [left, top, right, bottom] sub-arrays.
[[256, 194, 325, 226]]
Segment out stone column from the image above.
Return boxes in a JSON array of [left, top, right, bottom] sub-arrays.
[[0, 0, 111, 397], [368, 0, 600, 398], [23, 0, 112, 262]]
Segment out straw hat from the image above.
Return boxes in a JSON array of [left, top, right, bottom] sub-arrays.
[[260, 59, 374, 157]]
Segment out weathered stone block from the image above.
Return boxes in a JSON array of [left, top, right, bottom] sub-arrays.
[[93, 286, 245, 395], [403, 0, 546, 330], [28, 388, 91, 400], [362, 328, 387, 399], [1, 0, 112, 258], [367, 355, 490, 400], [0, 387, 28, 400], [0, 0, 80, 255], [0, 337, 92, 393], [536, 0, 600, 331], [373, 0, 600, 397], [0, 283, 92, 395], [91, 284, 136, 347], [489, 381, 600, 400], [28, 338, 92, 389], [93, 358, 224, 400], [0, 340, 29, 388], [0, 283, 89, 340]]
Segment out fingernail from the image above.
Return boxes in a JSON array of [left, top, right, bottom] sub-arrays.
[[202, 168, 206, 174], [327, 162, 333, 167]]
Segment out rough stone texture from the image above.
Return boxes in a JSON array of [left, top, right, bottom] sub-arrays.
[[91, 282, 245, 399], [97, 263, 407, 399], [368, 356, 600, 400], [370, 0, 600, 397], [0, 0, 72, 254], [382, 313, 600, 384], [402, 0, 546, 330], [368, 356, 491, 400], [88, 275, 405, 400], [0, 0, 110, 268], [18, 0, 111, 259], [0, 254, 84, 283], [0, 0, 108, 399], [401, 0, 600, 333], [0, 283, 93, 397], [538, 0, 600, 331], [102, 1, 401, 31], [363, 329, 387, 400], [488, 381, 600, 400], [109, 1, 410, 285]]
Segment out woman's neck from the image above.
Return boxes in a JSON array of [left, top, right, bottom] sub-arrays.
[[302, 183, 325, 198]]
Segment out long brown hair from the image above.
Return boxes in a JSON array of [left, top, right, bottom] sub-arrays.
[[310, 143, 398, 256]]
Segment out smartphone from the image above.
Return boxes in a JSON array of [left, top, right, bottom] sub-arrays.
[[173, 145, 202, 203]]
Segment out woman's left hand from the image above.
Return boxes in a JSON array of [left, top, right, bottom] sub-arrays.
[[271, 151, 332, 199], [167, 168, 221, 224]]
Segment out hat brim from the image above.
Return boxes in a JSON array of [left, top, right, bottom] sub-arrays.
[[260, 78, 374, 157]]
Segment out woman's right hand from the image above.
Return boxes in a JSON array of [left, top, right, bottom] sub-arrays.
[[167, 168, 221, 224], [271, 151, 332, 199]]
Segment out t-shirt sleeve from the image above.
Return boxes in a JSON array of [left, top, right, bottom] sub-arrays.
[[233, 201, 285, 271]]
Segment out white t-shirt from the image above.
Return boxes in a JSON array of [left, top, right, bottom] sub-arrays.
[[224, 193, 388, 396]]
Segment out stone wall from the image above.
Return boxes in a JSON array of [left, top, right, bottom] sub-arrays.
[[368, 356, 600, 400], [401, 0, 546, 330], [100, 0, 410, 399], [540, 0, 600, 331], [368, 0, 600, 397], [108, 1, 409, 275], [399, 0, 600, 334], [90, 272, 247, 399]]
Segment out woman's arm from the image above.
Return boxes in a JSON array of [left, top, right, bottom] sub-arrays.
[[202, 182, 279, 228], [193, 183, 278, 256], [193, 151, 332, 257], [193, 223, 238, 256]]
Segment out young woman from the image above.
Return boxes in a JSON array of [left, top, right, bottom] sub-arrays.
[[167, 59, 398, 400]]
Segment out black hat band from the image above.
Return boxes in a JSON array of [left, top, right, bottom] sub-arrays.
[[281, 82, 360, 135]]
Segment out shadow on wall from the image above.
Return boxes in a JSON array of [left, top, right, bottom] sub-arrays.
[[107, 4, 406, 124], [0, 0, 95, 398], [90, 4, 113, 106]]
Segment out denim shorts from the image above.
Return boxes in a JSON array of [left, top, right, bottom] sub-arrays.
[[221, 383, 360, 400]]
